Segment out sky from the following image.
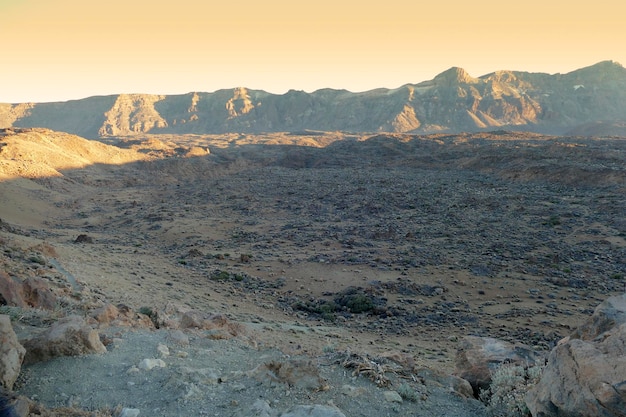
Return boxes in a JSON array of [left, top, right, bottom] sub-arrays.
[[1, 0, 625, 103]]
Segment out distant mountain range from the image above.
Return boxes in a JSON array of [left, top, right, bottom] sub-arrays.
[[2, 61, 626, 138]]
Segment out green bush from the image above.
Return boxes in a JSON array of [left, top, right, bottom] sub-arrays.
[[334, 287, 377, 314], [346, 294, 374, 313]]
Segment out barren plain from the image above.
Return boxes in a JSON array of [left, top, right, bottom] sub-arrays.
[[1, 128, 625, 416]]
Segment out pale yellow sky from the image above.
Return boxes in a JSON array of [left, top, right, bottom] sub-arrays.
[[1, 0, 624, 102]]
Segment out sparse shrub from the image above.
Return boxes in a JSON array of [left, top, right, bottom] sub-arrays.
[[0, 305, 24, 321], [319, 302, 337, 321], [479, 363, 544, 417], [138, 306, 159, 328], [322, 343, 336, 354], [397, 382, 419, 402], [211, 270, 232, 281], [291, 299, 337, 321], [543, 215, 561, 227]]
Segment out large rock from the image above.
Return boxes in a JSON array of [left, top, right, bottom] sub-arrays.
[[526, 296, 626, 417], [454, 335, 542, 396], [22, 315, 106, 364], [570, 293, 626, 341], [0, 315, 26, 391]]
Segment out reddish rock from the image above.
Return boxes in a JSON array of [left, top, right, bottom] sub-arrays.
[[22, 315, 106, 364], [179, 311, 245, 339], [0, 273, 57, 310], [0, 315, 26, 391], [91, 303, 120, 325], [249, 359, 325, 390], [0, 272, 26, 308], [90, 303, 156, 328], [21, 277, 56, 310]]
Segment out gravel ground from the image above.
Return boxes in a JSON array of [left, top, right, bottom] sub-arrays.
[[16, 327, 487, 417]]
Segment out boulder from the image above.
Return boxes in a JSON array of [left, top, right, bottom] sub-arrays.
[[570, 293, 626, 341], [0, 315, 26, 391], [454, 335, 542, 396], [526, 304, 626, 416], [22, 315, 106, 364]]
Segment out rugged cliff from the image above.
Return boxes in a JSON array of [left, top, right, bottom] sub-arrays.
[[1, 61, 625, 137]]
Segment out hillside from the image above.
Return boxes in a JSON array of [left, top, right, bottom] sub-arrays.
[[1, 61, 626, 138]]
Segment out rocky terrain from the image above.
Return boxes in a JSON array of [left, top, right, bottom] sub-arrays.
[[2, 61, 626, 138], [0, 127, 625, 416]]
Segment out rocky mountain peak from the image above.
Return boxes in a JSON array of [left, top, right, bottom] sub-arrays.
[[433, 67, 478, 85]]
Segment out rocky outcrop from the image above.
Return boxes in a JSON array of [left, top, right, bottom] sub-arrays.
[[0, 315, 26, 391], [2, 61, 625, 137], [454, 336, 543, 396], [526, 294, 626, 417], [99, 94, 168, 136], [22, 315, 106, 364]]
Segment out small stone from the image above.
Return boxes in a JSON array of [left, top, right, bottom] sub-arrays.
[[119, 408, 140, 417], [383, 390, 403, 403], [168, 329, 190, 347], [157, 343, 170, 357], [126, 366, 140, 375], [281, 404, 347, 417], [138, 358, 166, 370], [340, 384, 365, 397]]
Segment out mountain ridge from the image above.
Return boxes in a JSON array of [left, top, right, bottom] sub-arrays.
[[1, 61, 625, 138]]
